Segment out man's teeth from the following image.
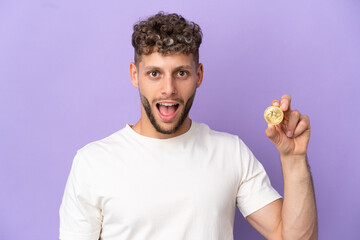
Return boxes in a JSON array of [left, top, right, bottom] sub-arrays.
[[159, 103, 177, 106]]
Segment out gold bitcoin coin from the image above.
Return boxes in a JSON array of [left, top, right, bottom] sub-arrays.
[[264, 106, 284, 125]]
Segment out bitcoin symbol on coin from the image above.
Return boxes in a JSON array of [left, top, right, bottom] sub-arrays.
[[264, 106, 284, 125]]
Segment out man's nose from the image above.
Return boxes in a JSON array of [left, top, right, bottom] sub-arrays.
[[161, 75, 177, 95]]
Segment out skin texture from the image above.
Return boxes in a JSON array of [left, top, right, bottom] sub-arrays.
[[130, 53, 317, 239]]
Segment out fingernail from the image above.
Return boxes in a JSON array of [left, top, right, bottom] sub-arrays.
[[281, 103, 287, 110], [286, 130, 292, 137]]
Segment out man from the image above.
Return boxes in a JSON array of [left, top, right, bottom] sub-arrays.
[[59, 12, 317, 240]]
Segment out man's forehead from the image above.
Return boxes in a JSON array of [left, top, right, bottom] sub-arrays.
[[138, 52, 196, 69], [143, 65, 193, 71]]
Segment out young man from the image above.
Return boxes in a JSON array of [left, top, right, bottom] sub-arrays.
[[59, 13, 318, 240]]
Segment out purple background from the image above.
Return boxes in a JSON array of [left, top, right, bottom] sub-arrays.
[[1, 0, 359, 239]]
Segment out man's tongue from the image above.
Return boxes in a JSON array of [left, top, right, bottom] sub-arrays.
[[158, 105, 177, 116]]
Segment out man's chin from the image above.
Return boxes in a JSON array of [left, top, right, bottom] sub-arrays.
[[152, 118, 182, 135]]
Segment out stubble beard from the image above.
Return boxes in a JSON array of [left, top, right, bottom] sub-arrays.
[[140, 91, 196, 135]]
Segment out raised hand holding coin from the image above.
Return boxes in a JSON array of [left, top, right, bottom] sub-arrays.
[[265, 94, 311, 157]]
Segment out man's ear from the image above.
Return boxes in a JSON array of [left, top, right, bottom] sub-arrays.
[[196, 63, 204, 88], [130, 62, 139, 88]]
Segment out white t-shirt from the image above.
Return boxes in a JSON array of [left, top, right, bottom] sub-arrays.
[[59, 121, 281, 240]]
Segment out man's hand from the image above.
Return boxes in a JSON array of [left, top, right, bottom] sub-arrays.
[[247, 94, 318, 239], [265, 94, 311, 157]]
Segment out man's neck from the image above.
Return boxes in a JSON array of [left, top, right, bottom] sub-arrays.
[[131, 117, 192, 139]]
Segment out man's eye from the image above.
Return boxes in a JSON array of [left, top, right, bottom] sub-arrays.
[[149, 71, 159, 77], [177, 71, 187, 77]]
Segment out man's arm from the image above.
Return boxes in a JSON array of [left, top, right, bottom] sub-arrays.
[[246, 94, 318, 240]]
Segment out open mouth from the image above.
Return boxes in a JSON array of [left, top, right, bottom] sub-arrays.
[[156, 102, 180, 121]]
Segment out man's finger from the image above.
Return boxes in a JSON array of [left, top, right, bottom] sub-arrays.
[[286, 110, 301, 138], [280, 94, 292, 112], [293, 114, 310, 137], [271, 99, 280, 107], [265, 124, 280, 145]]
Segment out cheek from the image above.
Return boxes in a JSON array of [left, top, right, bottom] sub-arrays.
[[182, 83, 197, 97], [138, 81, 158, 96]]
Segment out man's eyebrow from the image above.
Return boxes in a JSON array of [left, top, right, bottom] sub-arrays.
[[173, 65, 193, 71], [143, 66, 161, 71]]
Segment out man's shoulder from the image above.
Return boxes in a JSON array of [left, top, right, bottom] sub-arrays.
[[194, 122, 241, 145], [196, 121, 237, 137], [77, 126, 129, 156]]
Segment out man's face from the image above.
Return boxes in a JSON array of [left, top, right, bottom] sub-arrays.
[[130, 52, 203, 135]]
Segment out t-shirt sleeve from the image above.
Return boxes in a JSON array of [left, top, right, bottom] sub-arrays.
[[59, 151, 102, 240], [236, 139, 282, 218]]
